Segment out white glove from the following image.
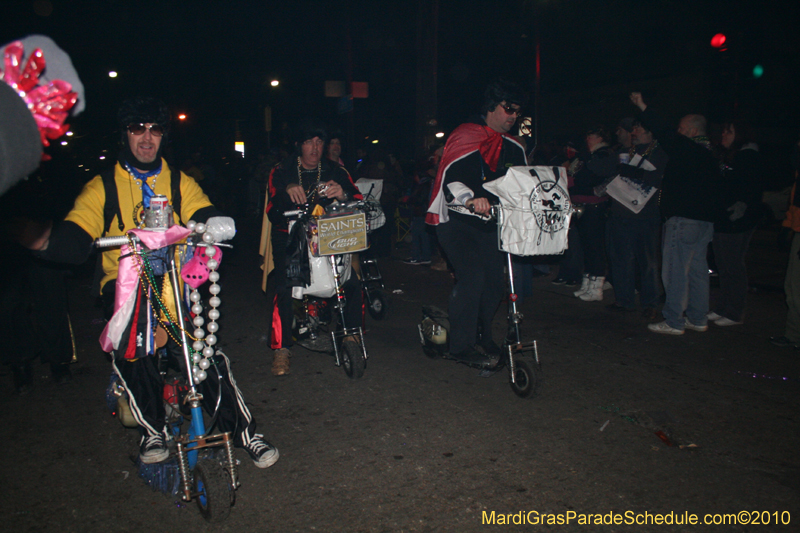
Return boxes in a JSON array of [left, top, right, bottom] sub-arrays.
[[205, 216, 236, 241]]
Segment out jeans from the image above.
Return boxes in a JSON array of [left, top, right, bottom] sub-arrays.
[[608, 216, 662, 309], [711, 228, 755, 322], [661, 216, 714, 329]]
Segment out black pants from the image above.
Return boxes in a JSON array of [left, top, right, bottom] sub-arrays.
[[2, 246, 72, 368], [436, 217, 505, 354], [575, 202, 609, 277], [103, 284, 257, 446], [711, 228, 755, 322]]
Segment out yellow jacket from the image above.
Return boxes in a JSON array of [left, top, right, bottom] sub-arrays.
[[66, 159, 213, 292]]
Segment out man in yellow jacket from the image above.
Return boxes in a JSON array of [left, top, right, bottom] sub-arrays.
[[26, 97, 278, 469]]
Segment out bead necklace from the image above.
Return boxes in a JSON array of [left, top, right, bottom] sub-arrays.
[[128, 236, 196, 347], [127, 223, 222, 384], [124, 162, 160, 192], [628, 140, 659, 161], [297, 158, 322, 202]]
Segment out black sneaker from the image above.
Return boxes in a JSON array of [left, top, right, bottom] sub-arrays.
[[139, 432, 169, 464], [403, 258, 431, 266], [449, 348, 497, 368], [769, 335, 799, 349], [550, 277, 568, 285], [244, 434, 279, 468]]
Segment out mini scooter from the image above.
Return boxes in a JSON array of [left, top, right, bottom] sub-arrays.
[[285, 200, 370, 378], [97, 198, 239, 522], [419, 206, 541, 398]]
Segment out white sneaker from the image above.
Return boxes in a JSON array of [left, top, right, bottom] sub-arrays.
[[714, 317, 743, 326], [706, 311, 722, 321], [579, 276, 605, 302], [684, 318, 708, 332], [573, 274, 590, 297], [648, 321, 684, 335]]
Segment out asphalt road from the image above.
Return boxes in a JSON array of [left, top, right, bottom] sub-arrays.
[[2, 221, 798, 532]]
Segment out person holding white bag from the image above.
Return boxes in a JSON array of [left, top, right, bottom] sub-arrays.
[[605, 120, 668, 319]]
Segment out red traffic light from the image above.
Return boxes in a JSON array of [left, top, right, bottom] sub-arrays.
[[710, 33, 727, 48]]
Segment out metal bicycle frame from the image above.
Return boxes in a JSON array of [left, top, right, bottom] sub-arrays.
[[328, 254, 369, 366], [495, 207, 541, 384], [166, 245, 239, 501]]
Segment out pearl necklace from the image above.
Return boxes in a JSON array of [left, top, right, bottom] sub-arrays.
[[185, 220, 221, 384]]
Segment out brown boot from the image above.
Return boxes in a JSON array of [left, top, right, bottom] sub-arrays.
[[272, 348, 291, 376]]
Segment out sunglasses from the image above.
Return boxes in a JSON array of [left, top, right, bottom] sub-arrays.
[[127, 123, 164, 136], [501, 104, 522, 116]]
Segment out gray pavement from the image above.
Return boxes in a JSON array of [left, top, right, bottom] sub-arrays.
[[2, 222, 798, 532]]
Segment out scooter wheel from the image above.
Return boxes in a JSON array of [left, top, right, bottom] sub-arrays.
[[509, 358, 537, 399], [193, 459, 233, 523], [367, 289, 390, 320], [342, 339, 365, 379]]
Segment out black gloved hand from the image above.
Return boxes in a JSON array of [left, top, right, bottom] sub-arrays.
[[616, 164, 640, 180]]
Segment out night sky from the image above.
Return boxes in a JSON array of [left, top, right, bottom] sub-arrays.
[[2, 0, 798, 166]]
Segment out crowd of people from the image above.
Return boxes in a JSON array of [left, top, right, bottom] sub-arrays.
[[4, 41, 800, 477]]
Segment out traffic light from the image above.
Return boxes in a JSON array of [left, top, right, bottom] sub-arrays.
[[710, 33, 727, 50], [752, 64, 764, 79]]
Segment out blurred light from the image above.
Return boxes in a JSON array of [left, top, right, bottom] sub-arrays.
[[710, 33, 726, 49], [235, 141, 245, 157], [65, 131, 73, 137], [99, 156, 106, 160], [435, 132, 445, 138], [108, 71, 118, 78], [371, 139, 379, 144], [270, 80, 279, 87], [60, 141, 68, 146], [752, 64, 764, 78], [178, 114, 187, 120]]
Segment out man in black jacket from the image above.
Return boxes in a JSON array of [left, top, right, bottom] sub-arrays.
[[426, 80, 528, 365], [265, 122, 362, 376], [630, 92, 723, 335]]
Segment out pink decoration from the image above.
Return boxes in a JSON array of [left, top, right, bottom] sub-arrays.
[[181, 245, 223, 289], [1, 40, 77, 158]]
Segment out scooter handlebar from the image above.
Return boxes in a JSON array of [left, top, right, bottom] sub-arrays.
[[94, 235, 137, 248]]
